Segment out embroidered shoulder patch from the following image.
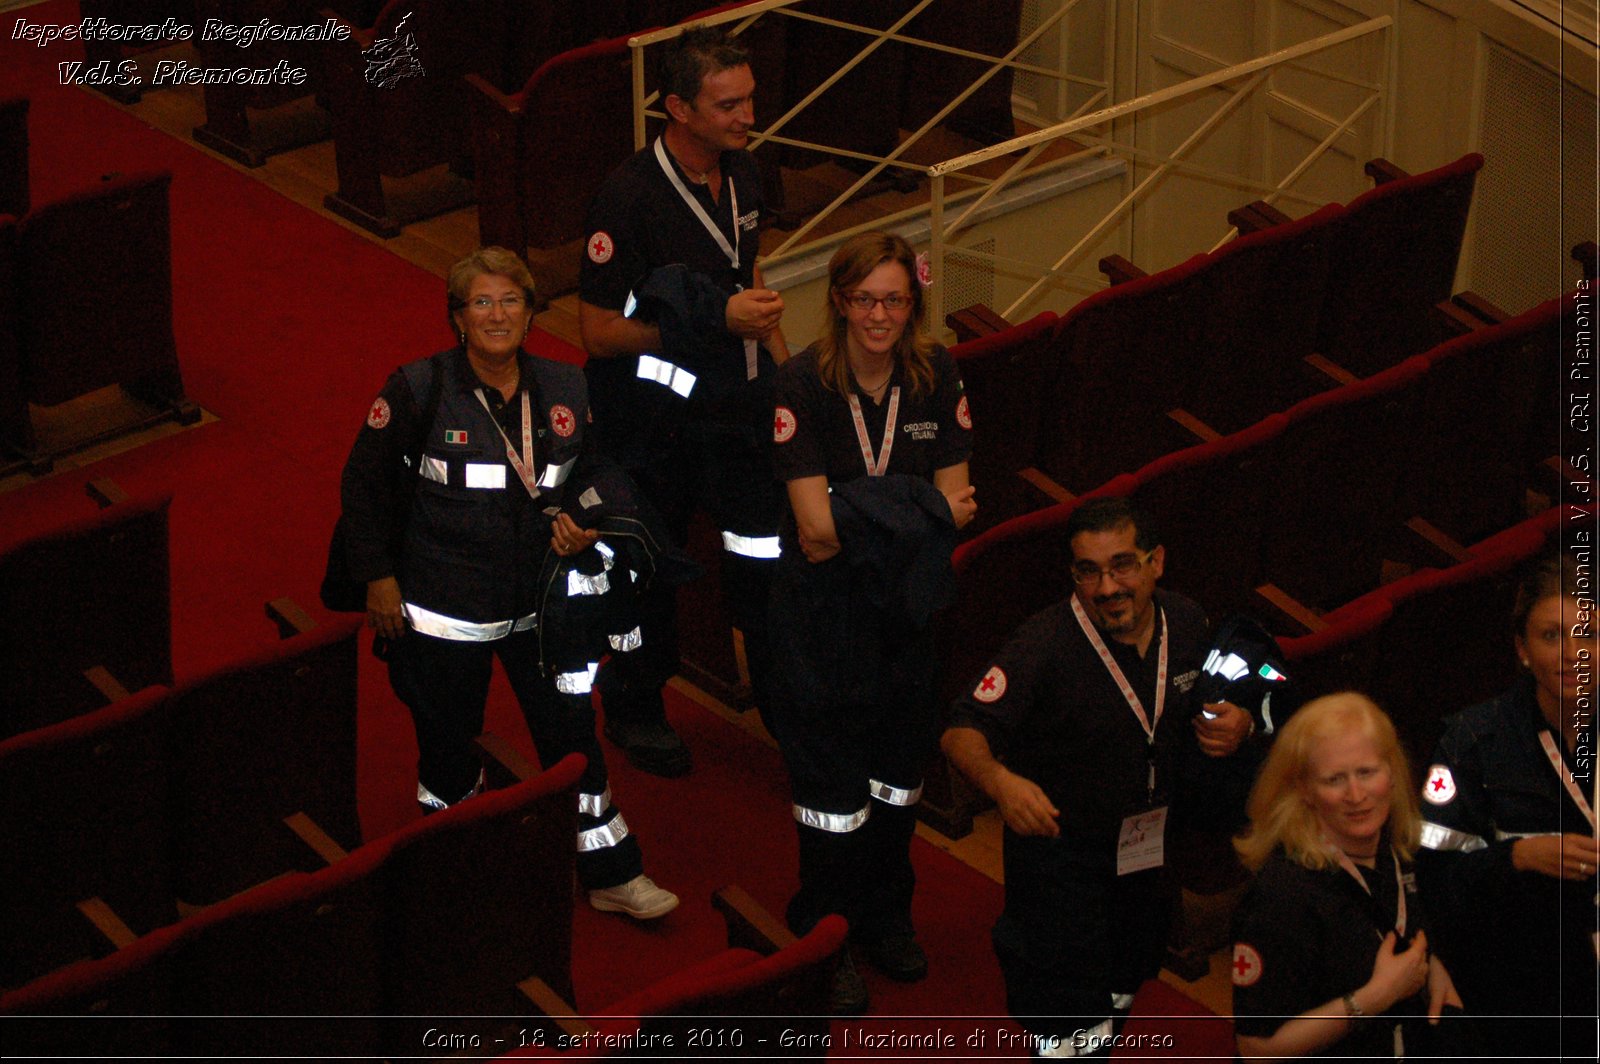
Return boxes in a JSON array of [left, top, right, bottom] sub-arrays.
[[956, 394, 972, 430], [367, 396, 391, 429], [1231, 943, 1263, 987], [773, 406, 797, 444], [1423, 764, 1457, 805], [549, 405, 576, 437], [587, 231, 614, 264], [973, 666, 1007, 703]]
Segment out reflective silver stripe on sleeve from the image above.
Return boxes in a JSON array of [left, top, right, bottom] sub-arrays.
[[420, 456, 448, 484], [869, 779, 924, 806], [792, 802, 870, 833], [721, 532, 782, 559], [577, 787, 613, 817], [1110, 992, 1135, 1011], [609, 626, 642, 652], [1037, 1018, 1113, 1058], [636, 355, 697, 398], [1419, 821, 1489, 852], [596, 541, 615, 561], [567, 568, 611, 597], [464, 462, 507, 489], [538, 456, 575, 490], [555, 662, 599, 695], [404, 603, 538, 641], [1495, 829, 1562, 842], [576, 812, 630, 851]]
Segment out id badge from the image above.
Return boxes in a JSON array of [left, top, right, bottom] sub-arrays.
[[1116, 806, 1168, 876]]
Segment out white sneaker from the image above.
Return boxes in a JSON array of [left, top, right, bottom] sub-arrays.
[[588, 874, 679, 920]]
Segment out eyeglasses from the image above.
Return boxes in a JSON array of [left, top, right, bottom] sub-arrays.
[[464, 295, 528, 314], [1070, 549, 1154, 586], [842, 291, 912, 312]]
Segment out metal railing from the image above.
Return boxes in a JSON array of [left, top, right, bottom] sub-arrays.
[[629, 3, 1393, 325]]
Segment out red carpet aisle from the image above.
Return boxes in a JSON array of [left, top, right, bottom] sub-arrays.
[[0, 5, 1232, 1054]]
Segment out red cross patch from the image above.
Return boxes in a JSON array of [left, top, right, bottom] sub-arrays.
[[956, 394, 972, 430], [1423, 764, 1456, 805], [973, 666, 1007, 703], [367, 396, 391, 429], [587, 231, 614, 265], [549, 404, 576, 438], [773, 405, 797, 444], [1231, 943, 1262, 987]]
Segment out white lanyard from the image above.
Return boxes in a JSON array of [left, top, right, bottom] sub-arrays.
[[654, 136, 739, 270], [1328, 845, 1409, 939], [474, 388, 540, 500], [654, 137, 758, 380], [1537, 730, 1598, 834], [847, 388, 900, 477], [1070, 597, 1167, 743]]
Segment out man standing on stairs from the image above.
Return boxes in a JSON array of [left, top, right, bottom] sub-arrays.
[[943, 498, 1257, 1056], [578, 24, 788, 777]]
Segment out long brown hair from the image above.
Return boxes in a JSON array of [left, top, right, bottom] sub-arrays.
[[1234, 692, 1422, 872], [813, 232, 938, 399]]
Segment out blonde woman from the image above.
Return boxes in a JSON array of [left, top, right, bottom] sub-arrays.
[[1231, 693, 1460, 1059]]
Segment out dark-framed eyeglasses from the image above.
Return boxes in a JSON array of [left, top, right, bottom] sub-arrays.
[[1070, 549, 1155, 586]]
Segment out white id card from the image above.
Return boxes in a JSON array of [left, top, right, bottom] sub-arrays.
[[1116, 807, 1168, 876]]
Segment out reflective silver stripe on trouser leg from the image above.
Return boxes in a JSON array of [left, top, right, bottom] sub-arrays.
[[869, 779, 924, 806], [577, 786, 613, 818], [1037, 1018, 1114, 1059], [1419, 821, 1489, 852], [792, 802, 871, 833], [721, 531, 782, 559], [555, 662, 599, 695], [577, 812, 630, 851], [636, 355, 697, 397]]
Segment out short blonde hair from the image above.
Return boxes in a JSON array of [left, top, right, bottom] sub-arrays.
[[1234, 692, 1421, 872], [445, 246, 537, 331]]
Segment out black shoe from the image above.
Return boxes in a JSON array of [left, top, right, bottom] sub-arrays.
[[603, 719, 692, 777], [829, 948, 868, 1015], [864, 932, 928, 982]]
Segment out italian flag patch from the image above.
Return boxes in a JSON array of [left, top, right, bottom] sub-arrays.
[[444, 430, 468, 444]]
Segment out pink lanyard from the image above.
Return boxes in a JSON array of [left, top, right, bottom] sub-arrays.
[[1071, 596, 1167, 801], [1328, 845, 1408, 939], [1070, 596, 1167, 741], [847, 388, 900, 477], [474, 389, 540, 499], [1537, 731, 1598, 834]]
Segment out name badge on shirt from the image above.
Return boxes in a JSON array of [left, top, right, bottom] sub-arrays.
[[1117, 806, 1168, 876]]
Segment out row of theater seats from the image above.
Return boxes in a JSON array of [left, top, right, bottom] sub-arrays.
[[2, 754, 580, 1058], [0, 105, 198, 475], [0, 492, 843, 1055], [950, 153, 1485, 526], [78, 0, 1023, 248], [0, 492, 363, 985], [960, 287, 1569, 631]]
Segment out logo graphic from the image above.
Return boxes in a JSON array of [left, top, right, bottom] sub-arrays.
[[956, 394, 972, 429], [588, 231, 614, 264], [444, 429, 468, 444], [549, 405, 576, 437], [362, 12, 425, 89], [367, 397, 391, 429]]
